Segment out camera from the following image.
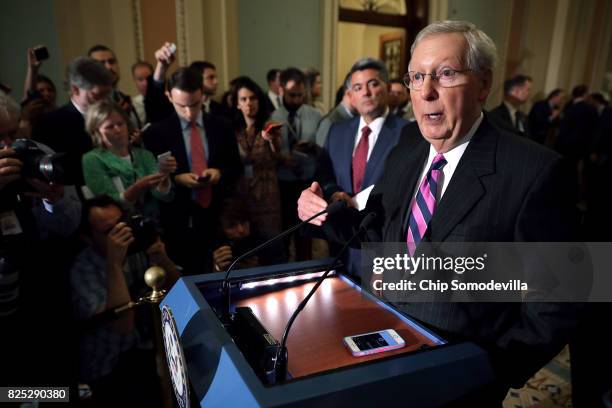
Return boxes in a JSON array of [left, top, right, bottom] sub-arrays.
[[33, 45, 50, 62], [11, 139, 72, 185], [122, 213, 160, 254]]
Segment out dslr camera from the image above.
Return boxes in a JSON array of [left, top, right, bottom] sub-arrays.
[[122, 213, 160, 254], [11, 139, 72, 185]]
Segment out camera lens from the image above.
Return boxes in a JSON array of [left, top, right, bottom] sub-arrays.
[[38, 153, 70, 184]]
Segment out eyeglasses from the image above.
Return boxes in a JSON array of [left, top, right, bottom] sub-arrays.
[[403, 68, 472, 90]]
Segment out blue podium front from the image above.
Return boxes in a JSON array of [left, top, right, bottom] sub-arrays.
[[161, 259, 495, 407]]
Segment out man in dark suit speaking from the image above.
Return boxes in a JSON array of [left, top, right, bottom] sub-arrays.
[[298, 21, 578, 403]]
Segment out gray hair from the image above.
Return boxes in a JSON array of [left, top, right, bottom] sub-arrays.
[[0, 91, 20, 127], [67, 57, 113, 90], [345, 58, 389, 90], [410, 21, 498, 73]]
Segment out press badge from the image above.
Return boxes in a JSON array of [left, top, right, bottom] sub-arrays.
[[0, 211, 24, 236]]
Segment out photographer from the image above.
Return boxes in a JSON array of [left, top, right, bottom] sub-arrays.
[[1, 91, 81, 309], [1, 91, 81, 389], [70, 195, 179, 406]]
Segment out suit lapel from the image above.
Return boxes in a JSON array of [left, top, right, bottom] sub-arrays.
[[202, 113, 217, 167], [428, 119, 497, 242], [171, 115, 191, 174], [363, 115, 398, 188], [341, 117, 360, 194], [501, 103, 512, 126], [395, 137, 429, 237]]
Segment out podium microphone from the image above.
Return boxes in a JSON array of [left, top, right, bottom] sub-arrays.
[[272, 211, 377, 383], [221, 199, 348, 322]]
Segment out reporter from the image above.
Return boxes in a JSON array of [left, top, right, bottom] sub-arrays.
[[231, 76, 283, 242], [83, 101, 175, 218]]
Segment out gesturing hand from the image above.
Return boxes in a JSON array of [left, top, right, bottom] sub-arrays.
[[297, 181, 328, 226]]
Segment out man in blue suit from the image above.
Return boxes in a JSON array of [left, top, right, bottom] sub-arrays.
[[314, 58, 408, 280]]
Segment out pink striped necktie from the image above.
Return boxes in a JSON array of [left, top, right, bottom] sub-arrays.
[[406, 153, 447, 255]]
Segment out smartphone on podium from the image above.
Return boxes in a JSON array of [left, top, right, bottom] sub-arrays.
[[343, 329, 405, 357]]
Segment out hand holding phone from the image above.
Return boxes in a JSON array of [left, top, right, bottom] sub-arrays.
[[157, 151, 178, 175], [197, 174, 210, 183], [155, 42, 177, 66], [157, 151, 171, 170], [264, 121, 284, 134], [343, 329, 405, 357], [33, 46, 50, 62]]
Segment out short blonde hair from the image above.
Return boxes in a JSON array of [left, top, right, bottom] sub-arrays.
[[85, 100, 129, 148]]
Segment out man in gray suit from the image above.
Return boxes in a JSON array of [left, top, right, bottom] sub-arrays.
[[315, 74, 355, 146], [298, 20, 579, 404], [271, 67, 322, 260]]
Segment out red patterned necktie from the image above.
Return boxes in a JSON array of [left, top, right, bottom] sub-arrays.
[[352, 125, 371, 194], [190, 122, 212, 208]]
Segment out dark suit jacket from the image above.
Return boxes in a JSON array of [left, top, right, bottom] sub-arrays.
[[142, 111, 243, 233], [316, 114, 407, 278], [488, 102, 531, 139], [208, 99, 230, 118], [317, 114, 407, 198], [32, 102, 91, 186], [528, 99, 557, 144], [324, 117, 579, 389], [556, 101, 599, 162]]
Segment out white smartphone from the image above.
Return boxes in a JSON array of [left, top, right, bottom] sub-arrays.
[[157, 151, 172, 171], [343, 329, 405, 357]]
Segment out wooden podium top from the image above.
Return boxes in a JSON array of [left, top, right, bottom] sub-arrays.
[[235, 275, 439, 379]]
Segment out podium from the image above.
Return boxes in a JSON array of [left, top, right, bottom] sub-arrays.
[[160, 259, 495, 407]]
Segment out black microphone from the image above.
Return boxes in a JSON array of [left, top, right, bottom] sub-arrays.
[[220, 199, 348, 322], [272, 212, 377, 382]]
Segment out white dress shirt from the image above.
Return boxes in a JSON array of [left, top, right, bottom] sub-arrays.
[[411, 112, 484, 203], [353, 110, 389, 160], [268, 90, 281, 110]]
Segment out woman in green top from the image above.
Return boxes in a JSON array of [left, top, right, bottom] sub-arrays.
[[82, 101, 176, 217]]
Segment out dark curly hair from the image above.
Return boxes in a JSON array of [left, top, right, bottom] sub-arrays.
[[230, 76, 270, 132]]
